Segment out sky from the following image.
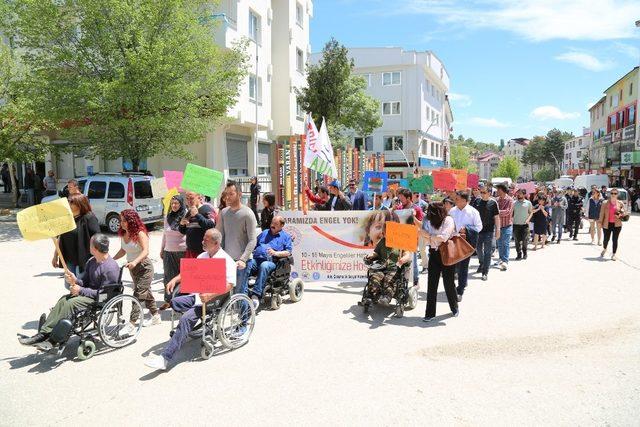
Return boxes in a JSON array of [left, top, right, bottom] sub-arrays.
[[309, 0, 640, 144]]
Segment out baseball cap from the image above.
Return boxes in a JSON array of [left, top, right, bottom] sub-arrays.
[[329, 179, 341, 189]]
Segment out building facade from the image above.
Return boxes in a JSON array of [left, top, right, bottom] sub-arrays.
[[45, 0, 313, 191], [562, 135, 590, 174], [314, 47, 452, 178], [476, 152, 501, 181], [504, 138, 534, 180]]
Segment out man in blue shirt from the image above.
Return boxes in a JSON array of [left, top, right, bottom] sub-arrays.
[[246, 215, 293, 308]]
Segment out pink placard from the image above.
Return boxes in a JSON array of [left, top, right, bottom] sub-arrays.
[[517, 182, 537, 194], [467, 174, 479, 189], [163, 170, 184, 190]]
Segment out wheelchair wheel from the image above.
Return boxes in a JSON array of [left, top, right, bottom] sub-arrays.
[[270, 293, 282, 310], [406, 286, 418, 310], [217, 294, 255, 350], [98, 294, 143, 348], [77, 340, 96, 360], [200, 340, 214, 360], [288, 278, 304, 302]]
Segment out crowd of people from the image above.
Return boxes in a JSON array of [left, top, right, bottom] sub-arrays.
[[16, 173, 630, 370]]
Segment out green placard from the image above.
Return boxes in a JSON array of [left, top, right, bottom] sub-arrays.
[[409, 175, 434, 194], [180, 163, 224, 198]]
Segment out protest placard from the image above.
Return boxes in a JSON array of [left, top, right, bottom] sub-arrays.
[[180, 163, 224, 198], [388, 183, 399, 192], [467, 173, 480, 189], [179, 258, 228, 294], [440, 168, 468, 190], [409, 175, 434, 194], [385, 221, 419, 252], [432, 171, 457, 191], [17, 197, 76, 241], [362, 171, 388, 192], [150, 177, 169, 198], [518, 181, 538, 194], [163, 170, 183, 190], [163, 188, 180, 215]]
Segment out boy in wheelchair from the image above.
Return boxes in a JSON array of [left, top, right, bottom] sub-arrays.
[[18, 234, 120, 347], [145, 228, 237, 371], [361, 230, 412, 308]]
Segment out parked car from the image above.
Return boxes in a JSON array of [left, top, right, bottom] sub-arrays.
[[42, 173, 163, 233], [491, 177, 512, 187]]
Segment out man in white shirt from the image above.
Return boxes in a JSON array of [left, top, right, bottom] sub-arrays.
[[448, 191, 483, 301], [145, 228, 236, 371]]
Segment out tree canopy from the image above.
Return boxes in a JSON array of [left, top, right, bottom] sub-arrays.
[[522, 129, 574, 177], [5, 0, 248, 171], [449, 144, 478, 173], [493, 155, 521, 181]]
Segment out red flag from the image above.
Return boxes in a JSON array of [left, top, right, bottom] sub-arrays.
[[126, 177, 134, 207]]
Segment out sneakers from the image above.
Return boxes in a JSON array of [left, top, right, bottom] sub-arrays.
[[144, 355, 168, 371], [612, 254, 617, 261], [452, 310, 459, 317], [120, 322, 136, 337], [481, 274, 488, 281], [378, 296, 391, 306], [499, 262, 507, 271], [422, 316, 434, 322], [251, 295, 260, 310], [597, 241, 602, 246], [143, 313, 161, 327], [600, 249, 606, 258]]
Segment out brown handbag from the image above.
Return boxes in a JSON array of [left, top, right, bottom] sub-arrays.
[[439, 235, 475, 266]]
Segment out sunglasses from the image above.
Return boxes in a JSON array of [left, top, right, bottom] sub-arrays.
[[611, 192, 618, 195], [480, 191, 488, 194]]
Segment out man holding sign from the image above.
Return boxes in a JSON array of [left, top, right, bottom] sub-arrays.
[[144, 229, 236, 371]]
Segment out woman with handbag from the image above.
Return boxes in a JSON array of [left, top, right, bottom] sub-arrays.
[[598, 189, 627, 261], [421, 202, 459, 322]]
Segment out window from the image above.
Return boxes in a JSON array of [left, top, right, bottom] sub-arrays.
[[384, 136, 403, 151], [630, 83, 633, 96], [618, 110, 625, 128], [107, 182, 125, 199], [249, 74, 262, 103], [359, 73, 372, 87], [382, 71, 401, 86], [296, 101, 304, 120], [296, 48, 304, 73], [87, 181, 106, 199], [227, 135, 249, 177], [296, 2, 304, 27], [258, 143, 271, 176], [354, 136, 373, 151], [382, 101, 400, 115], [134, 180, 153, 199], [249, 10, 260, 42], [629, 105, 636, 125]]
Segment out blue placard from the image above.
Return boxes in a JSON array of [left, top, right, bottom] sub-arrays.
[[399, 178, 409, 188], [362, 171, 388, 192]]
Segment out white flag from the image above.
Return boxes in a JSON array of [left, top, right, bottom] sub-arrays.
[[304, 113, 338, 177]]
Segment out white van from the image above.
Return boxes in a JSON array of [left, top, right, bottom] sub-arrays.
[[491, 177, 512, 187], [573, 174, 609, 191], [553, 176, 574, 189]]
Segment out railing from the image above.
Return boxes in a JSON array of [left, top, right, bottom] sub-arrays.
[[229, 176, 273, 203]]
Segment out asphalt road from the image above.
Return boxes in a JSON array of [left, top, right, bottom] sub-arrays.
[[1, 216, 639, 425]]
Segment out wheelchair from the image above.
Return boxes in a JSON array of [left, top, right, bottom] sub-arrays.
[[359, 257, 418, 318], [248, 255, 304, 310], [169, 292, 256, 360], [33, 267, 143, 360]]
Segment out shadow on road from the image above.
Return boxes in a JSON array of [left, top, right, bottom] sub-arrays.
[[0, 223, 22, 242]]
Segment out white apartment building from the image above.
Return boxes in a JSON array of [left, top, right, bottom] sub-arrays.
[[311, 47, 452, 178], [562, 135, 590, 173], [504, 137, 536, 180], [45, 0, 313, 186]]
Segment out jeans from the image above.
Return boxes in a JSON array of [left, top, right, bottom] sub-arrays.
[[162, 295, 202, 361], [425, 249, 458, 318], [497, 225, 512, 264], [552, 221, 563, 241], [513, 224, 529, 257], [456, 229, 478, 295], [246, 259, 276, 298], [476, 231, 493, 276], [235, 265, 249, 295]]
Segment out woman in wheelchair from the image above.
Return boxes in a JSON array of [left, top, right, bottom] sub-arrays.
[[18, 234, 120, 346], [363, 226, 412, 307], [144, 228, 237, 371]]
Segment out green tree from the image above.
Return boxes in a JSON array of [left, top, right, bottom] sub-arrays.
[[7, 0, 248, 171], [522, 135, 546, 176], [296, 38, 382, 149], [493, 155, 521, 181], [544, 128, 574, 175], [0, 40, 51, 206], [534, 167, 555, 182], [499, 138, 505, 151], [449, 144, 477, 173]]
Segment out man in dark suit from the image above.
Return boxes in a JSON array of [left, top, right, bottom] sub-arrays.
[[324, 180, 352, 211], [346, 179, 368, 210]]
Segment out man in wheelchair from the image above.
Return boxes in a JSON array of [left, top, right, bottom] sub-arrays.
[[18, 234, 120, 346], [362, 230, 412, 307], [144, 228, 236, 371], [244, 215, 293, 309]]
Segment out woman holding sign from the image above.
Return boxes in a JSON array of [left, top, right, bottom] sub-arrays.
[[160, 194, 187, 310], [116, 209, 159, 334], [421, 202, 459, 322], [53, 194, 100, 288]]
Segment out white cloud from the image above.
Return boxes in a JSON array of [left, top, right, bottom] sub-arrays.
[[448, 92, 472, 107], [530, 106, 580, 120], [554, 51, 614, 71], [469, 117, 510, 128], [389, 0, 640, 41], [614, 42, 640, 60]]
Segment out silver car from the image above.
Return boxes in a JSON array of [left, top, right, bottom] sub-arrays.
[[42, 173, 164, 233]]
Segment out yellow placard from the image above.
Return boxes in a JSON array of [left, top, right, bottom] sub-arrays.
[[17, 197, 76, 241], [385, 221, 418, 252], [163, 188, 180, 215]]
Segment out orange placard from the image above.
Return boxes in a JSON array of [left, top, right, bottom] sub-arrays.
[[388, 183, 399, 192], [440, 168, 468, 190], [385, 221, 418, 252]]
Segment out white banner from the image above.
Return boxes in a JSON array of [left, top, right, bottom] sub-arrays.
[[281, 210, 414, 282], [304, 114, 338, 178]]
